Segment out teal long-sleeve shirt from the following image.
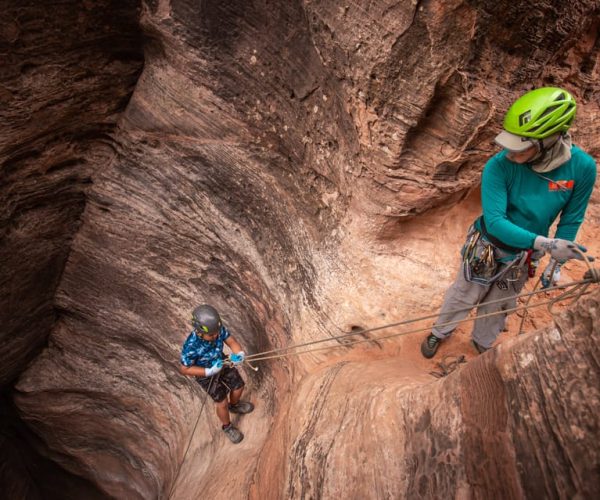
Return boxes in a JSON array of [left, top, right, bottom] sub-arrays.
[[474, 145, 596, 250]]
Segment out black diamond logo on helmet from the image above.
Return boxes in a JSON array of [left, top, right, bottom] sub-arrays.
[[518, 110, 531, 126]]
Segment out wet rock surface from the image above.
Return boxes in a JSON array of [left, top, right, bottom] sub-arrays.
[[2, 0, 600, 498]]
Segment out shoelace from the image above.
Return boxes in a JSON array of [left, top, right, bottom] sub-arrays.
[[427, 335, 439, 348]]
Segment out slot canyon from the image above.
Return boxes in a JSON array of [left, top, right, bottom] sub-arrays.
[[1, 1, 599, 498]]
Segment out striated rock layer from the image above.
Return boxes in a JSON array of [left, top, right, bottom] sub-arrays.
[[0, 0, 144, 387], [3, 0, 600, 498], [1, 0, 144, 495]]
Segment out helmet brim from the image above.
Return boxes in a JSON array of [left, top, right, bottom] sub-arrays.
[[495, 131, 536, 152]]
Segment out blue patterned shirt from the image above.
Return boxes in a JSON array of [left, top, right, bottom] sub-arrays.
[[180, 326, 231, 368]]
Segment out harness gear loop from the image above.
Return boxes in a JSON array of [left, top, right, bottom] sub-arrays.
[[462, 226, 524, 286], [506, 250, 530, 283]]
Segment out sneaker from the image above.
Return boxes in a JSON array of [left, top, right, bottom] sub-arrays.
[[471, 339, 489, 354], [222, 424, 243, 444], [228, 401, 254, 414], [421, 333, 442, 359]]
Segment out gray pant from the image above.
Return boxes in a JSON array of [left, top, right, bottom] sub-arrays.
[[431, 260, 529, 349]]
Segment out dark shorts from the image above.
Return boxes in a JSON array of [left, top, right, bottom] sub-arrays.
[[196, 366, 245, 402]]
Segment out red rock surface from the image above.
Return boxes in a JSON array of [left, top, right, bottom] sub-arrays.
[[1, 0, 143, 387], [2, 0, 600, 498]]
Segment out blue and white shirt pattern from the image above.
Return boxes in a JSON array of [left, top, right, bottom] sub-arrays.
[[180, 326, 231, 368]]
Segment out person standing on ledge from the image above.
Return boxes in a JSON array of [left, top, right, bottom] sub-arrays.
[[180, 304, 253, 443], [421, 87, 596, 359]]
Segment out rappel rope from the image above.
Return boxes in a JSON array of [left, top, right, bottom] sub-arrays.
[[167, 373, 219, 500], [243, 279, 592, 365], [242, 248, 597, 366], [168, 252, 598, 498], [515, 258, 588, 335]]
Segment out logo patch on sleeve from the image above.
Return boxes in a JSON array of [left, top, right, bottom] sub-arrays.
[[548, 180, 574, 191]]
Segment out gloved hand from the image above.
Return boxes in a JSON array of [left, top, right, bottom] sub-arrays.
[[541, 260, 561, 288], [229, 351, 245, 365], [533, 236, 594, 262], [584, 268, 600, 283], [205, 359, 223, 377]]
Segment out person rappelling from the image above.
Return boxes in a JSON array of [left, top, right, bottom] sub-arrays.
[[179, 305, 254, 443], [421, 87, 597, 359]]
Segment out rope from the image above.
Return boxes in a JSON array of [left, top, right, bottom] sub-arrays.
[[517, 246, 594, 334], [245, 284, 589, 363], [245, 263, 597, 364], [429, 354, 467, 378], [166, 373, 219, 500]]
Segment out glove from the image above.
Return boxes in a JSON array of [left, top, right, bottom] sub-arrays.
[[229, 351, 245, 365], [205, 359, 223, 377], [584, 268, 600, 283], [541, 260, 561, 288], [533, 236, 594, 262]]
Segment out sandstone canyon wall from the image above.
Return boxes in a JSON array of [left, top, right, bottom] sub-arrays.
[[1, 1, 143, 496], [2, 0, 600, 499]]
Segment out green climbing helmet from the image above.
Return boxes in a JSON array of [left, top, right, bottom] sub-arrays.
[[504, 87, 576, 138]]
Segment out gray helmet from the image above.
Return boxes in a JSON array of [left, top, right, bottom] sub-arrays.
[[191, 304, 222, 334]]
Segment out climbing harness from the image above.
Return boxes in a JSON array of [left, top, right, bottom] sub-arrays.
[[462, 229, 498, 284], [461, 226, 524, 286], [429, 355, 467, 378], [479, 216, 527, 254]]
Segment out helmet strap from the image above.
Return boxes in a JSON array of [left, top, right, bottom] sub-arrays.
[[531, 132, 572, 173], [531, 133, 562, 164]]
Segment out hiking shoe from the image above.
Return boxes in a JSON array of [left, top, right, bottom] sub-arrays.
[[421, 333, 442, 359], [228, 401, 254, 414], [222, 424, 243, 444], [471, 339, 489, 354]]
